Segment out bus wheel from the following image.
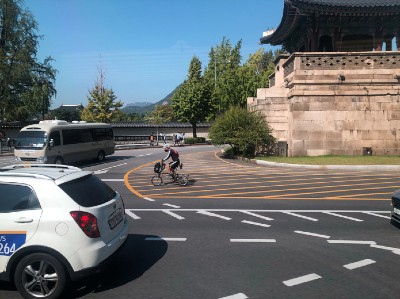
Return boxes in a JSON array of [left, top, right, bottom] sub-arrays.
[[54, 157, 64, 165], [97, 151, 105, 162]]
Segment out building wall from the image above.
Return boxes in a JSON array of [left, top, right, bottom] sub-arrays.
[[248, 52, 400, 156]]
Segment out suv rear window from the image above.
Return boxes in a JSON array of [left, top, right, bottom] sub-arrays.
[[59, 175, 116, 207]]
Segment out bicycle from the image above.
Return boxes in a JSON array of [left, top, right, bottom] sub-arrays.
[[151, 161, 189, 186]]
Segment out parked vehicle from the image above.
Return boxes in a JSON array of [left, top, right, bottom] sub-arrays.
[[14, 120, 115, 164], [0, 164, 129, 299]]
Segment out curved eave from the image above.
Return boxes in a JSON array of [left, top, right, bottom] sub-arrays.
[[260, 1, 302, 45], [260, 0, 400, 46]]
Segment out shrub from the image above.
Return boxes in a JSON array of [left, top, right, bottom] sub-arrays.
[[184, 137, 206, 144], [209, 106, 276, 158]]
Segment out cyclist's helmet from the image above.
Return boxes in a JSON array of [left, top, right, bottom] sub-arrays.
[[163, 143, 170, 152]]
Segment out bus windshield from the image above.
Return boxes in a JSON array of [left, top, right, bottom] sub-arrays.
[[15, 131, 47, 150]]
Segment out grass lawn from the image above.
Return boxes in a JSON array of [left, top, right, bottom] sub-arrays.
[[257, 155, 400, 165]]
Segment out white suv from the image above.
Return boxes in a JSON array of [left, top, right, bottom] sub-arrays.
[[0, 164, 129, 299]]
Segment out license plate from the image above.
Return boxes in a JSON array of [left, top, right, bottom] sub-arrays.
[[394, 207, 400, 215], [108, 209, 123, 229]]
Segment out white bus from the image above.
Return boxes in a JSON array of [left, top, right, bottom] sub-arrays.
[[14, 120, 115, 164]]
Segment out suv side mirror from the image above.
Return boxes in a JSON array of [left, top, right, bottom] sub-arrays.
[[49, 139, 54, 147]]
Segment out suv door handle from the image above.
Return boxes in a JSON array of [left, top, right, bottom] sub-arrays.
[[15, 217, 33, 223]]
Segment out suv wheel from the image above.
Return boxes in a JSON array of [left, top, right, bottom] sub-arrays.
[[14, 253, 68, 299]]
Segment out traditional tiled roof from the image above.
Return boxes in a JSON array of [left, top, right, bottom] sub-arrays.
[[110, 122, 211, 128], [261, 0, 400, 45]]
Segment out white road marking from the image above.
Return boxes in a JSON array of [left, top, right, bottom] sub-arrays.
[[283, 273, 322, 286], [328, 240, 376, 245], [145, 237, 187, 241], [219, 293, 248, 299], [323, 212, 363, 222], [230, 239, 276, 243], [241, 220, 271, 228], [240, 211, 274, 221], [370, 244, 400, 251], [344, 259, 376, 270], [294, 230, 330, 239], [125, 210, 141, 220], [362, 212, 391, 219], [143, 197, 155, 202], [163, 203, 181, 208], [282, 212, 318, 221], [94, 163, 127, 174], [127, 209, 389, 213], [197, 210, 231, 220], [163, 210, 185, 220]]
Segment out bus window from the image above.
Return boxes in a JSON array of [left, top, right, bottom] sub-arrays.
[[15, 131, 47, 150], [49, 131, 61, 146], [63, 129, 93, 144], [93, 128, 113, 141]]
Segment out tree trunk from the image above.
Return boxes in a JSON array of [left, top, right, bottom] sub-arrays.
[[192, 122, 197, 138]]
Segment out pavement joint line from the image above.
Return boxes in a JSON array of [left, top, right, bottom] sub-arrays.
[[241, 220, 271, 228], [283, 273, 322, 287], [322, 212, 364, 222], [294, 230, 331, 239], [343, 259, 376, 270]]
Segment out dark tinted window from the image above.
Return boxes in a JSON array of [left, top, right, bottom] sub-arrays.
[[0, 183, 41, 213], [59, 175, 116, 207], [93, 128, 113, 141], [49, 131, 61, 146], [62, 129, 93, 144]]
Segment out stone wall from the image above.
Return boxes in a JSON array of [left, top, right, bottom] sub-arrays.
[[248, 52, 400, 156]]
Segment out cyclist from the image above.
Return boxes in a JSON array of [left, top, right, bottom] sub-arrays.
[[161, 143, 180, 178]]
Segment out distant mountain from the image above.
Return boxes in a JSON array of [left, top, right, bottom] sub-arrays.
[[121, 85, 180, 115], [125, 102, 153, 108]]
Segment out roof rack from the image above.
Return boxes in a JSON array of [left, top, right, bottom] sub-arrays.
[[1, 164, 81, 171]]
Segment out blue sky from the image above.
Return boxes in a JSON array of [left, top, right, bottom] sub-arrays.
[[25, 0, 283, 109]]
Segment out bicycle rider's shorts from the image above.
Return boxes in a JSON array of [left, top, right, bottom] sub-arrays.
[[169, 160, 180, 170]]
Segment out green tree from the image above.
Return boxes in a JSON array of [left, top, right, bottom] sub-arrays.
[[145, 103, 174, 143], [81, 66, 123, 123], [0, 0, 57, 122], [209, 106, 276, 157], [171, 56, 211, 137]]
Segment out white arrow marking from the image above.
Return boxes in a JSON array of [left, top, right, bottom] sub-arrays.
[[94, 163, 127, 174], [219, 293, 248, 299]]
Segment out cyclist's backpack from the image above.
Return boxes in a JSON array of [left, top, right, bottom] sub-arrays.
[[154, 162, 162, 173], [171, 149, 179, 157]]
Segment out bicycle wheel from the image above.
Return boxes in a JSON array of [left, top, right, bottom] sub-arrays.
[[177, 174, 189, 186], [151, 175, 163, 186]]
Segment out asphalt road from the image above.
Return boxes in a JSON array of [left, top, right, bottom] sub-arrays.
[[1, 145, 399, 299]]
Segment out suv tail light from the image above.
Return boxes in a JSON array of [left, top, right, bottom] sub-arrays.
[[70, 211, 101, 238]]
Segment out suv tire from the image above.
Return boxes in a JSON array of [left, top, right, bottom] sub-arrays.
[[14, 253, 68, 299]]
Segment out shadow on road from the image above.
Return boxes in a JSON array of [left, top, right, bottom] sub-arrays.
[[69, 234, 168, 298]]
